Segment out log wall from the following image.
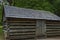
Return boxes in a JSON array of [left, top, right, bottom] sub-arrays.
[[4, 18, 36, 40], [46, 20, 60, 37]]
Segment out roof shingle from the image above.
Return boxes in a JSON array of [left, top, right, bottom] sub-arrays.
[[4, 5, 60, 20]]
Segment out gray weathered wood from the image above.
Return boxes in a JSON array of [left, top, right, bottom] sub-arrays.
[[36, 20, 46, 38], [46, 21, 60, 37], [5, 19, 36, 40]]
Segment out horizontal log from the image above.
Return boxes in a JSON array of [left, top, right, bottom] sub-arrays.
[[9, 29, 36, 31], [9, 28, 35, 30], [7, 19, 35, 21], [46, 27, 60, 28], [47, 34, 60, 36], [9, 31, 35, 33], [9, 22, 36, 23], [46, 22, 60, 23], [47, 29, 60, 30], [47, 31, 60, 33], [7, 21, 36, 23], [46, 28, 60, 29], [9, 35, 35, 39], [10, 39, 35, 40], [9, 25, 36, 26], [9, 26, 35, 29], [9, 34, 35, 36], [9, 32, 35, 34], [47, 30, 60, 32], [9, 27, 36, 30], [9, 22, 36, 24], [46, 23, 60, 24], [9, 29, 35, 32], [9, 33, 35, 36], [46, 24, 60, 26], [46, 25, 60, 26], [9, 23, 36, 26]]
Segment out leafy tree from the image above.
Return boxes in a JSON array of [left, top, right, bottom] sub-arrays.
[[53, 0, 60, 16], [13, 0, 55, 12], [47, 0, 60, 16]]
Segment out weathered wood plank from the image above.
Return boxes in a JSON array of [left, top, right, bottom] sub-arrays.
[[9, 23, 36, 26], [9, 29, 35, 32], [46, 26, 60, 29], [9, 34, 35, 36], [7, 18, 35, 21], [46, 22, 60, 24], [46, 24, 60, 25], [46, 21, 60, 37], [9, 26, 35, 29], [7, 20, 36, 23], [10, 37, 35, 40], [47, 31, 60, 33], [36, 20, 46, 38], [9, 32, 35, 35], [9, 31, 35, 33], [47, 34, 60, 36], [46, 29, 60, 31], [6, 19, 36, 40], [9, 35, 35, 39]]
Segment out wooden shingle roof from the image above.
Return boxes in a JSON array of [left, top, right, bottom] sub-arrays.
[[4, 5, 60, 20]]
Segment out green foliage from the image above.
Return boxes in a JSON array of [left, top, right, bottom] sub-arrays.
[[52, 0, 60, 16], [47, 0, 60, 16], [13, 0, 60, 14], [14, 0, 55, 12]]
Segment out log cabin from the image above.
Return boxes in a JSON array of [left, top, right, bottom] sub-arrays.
[[3, 5, 60, 40]]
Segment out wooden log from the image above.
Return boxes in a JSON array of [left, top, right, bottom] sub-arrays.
[[9, 23, 36, 26], [9, 26, 35, 29], [46, 23, 60, 25], [9, 32, 35, 35], [47, 31, 60, 33], [6, 19, 36, 40], [7, 20, 36, 23], [9, 35, 35, 39], [9, 29, 35, 32]]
